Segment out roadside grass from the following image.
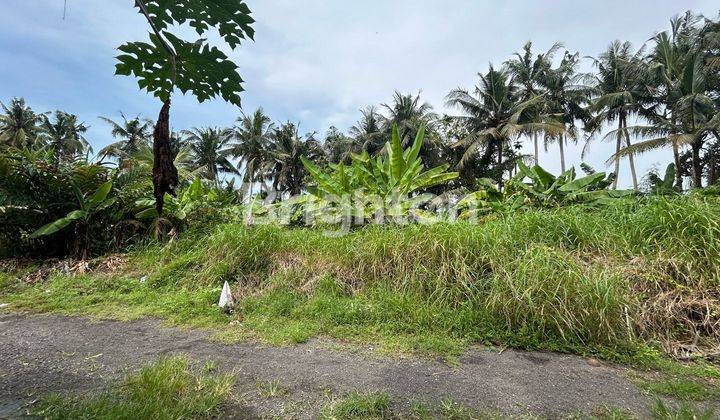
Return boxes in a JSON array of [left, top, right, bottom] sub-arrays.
[[256, 379, 289, 398], [2, 196, 720, 370], [635, 375, 720, 401], [651, 400, 716, 420], [30, 356, 234, 420], [320, 391, 392, 419]]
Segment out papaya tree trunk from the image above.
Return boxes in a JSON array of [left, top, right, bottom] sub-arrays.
[[533, 132, 539, 165], [152, 99, 179, 215]]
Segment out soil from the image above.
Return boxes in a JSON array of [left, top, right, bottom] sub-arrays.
[[0, 313, 658, 418]]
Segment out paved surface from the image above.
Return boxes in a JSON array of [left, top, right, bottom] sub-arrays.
[[0, 313, 655, 418]]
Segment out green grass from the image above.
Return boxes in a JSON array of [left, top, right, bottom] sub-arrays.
[[638, 376, 720, 401], [651, 400, 716, 420], [2, 196, 720, 368], [31, 356, 234, 420], [320, 391, 392, 419]]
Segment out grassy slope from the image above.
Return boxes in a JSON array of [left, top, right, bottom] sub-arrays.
[[2, 196, 720, 366]]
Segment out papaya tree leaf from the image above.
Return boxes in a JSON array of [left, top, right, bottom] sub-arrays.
[[142, 0, 255, 48], [116, 32, 245, 106]]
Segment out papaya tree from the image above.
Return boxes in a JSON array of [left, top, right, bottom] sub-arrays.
[[115, 0, 254, 214]]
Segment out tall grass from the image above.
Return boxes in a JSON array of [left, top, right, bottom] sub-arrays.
[[5, 195, 719, 358]]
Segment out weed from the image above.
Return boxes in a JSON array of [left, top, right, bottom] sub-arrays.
[[31, 356, 234, 420], [320, 390, 392, 419]]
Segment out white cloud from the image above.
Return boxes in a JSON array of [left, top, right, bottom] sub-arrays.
[[1, 0, 718, 186]]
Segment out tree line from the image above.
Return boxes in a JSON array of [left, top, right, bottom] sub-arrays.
[[2, 10, 719, 198]]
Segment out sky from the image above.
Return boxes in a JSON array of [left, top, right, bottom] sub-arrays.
[[1, 1, 719, 188]]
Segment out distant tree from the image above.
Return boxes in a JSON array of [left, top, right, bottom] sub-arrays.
[[266, 122, 324, 196], [183, 127, 237, 183], [585, 41, 648, 189], [349, 106, 383, 154], [323, 126, 353, 164], [614, 13, 720, 189], [0, 98, 44, 148], [505, 41, 561, 164], [446, 66, 558, 188], [541, 51, 593, 172], [115, 0, 254, 214], [98, 112, 153, 165], [39, 111, 91, 161], [228, 108, 273, 199], [380, 92, 442, 164]]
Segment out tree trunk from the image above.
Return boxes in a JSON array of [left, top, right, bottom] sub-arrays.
[[533, 132, 539, 165], [612, 119, 622, 190], [709, 155, 717, 186], [153, 99, 179, 215], [497, 141, 504, 192], [691, 141, 703, 188], [622, 117, 638, 190], [558, 134, 566, 173], [672, 143, 682, 189]]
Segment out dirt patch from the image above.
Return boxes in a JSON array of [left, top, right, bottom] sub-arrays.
[[0, 313, 658, 418]]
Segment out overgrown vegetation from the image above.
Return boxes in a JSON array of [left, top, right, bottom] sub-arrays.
[[2, 6, 720, 418], [3, 195, 720, 365], [31, 356, 234, 420]]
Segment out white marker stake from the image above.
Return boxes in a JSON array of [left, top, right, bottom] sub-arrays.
[[218, 281, 234, 312]]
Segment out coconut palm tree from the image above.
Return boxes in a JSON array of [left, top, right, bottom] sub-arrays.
[[445, 65, 559, 188], [0, 98, 44, 148], [615, 53, 718, 188], [505, 41, 561, 164], [38, 111, 91, 161], [641, 12, 705, 187], [266, 122, 324, 196], [183, 127, 237, 183], [228, 108, 273, 200], [541, 51, 593, 172], [349, 106, 384, 154], [612, 13, 719, 188], [98, 112, 153, 165], [323, 126, 354, 164], [380, 92, 444, 166], [585, 41, 649, 190]]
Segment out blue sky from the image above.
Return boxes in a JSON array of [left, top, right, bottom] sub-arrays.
[[1, 1, 718, 187]]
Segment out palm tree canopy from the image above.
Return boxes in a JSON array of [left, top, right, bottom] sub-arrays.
[[183, 127, 237, 181], [0, 98, 44, 148], [39, 111, 92, 159], [98, 112, 153, 162], [228, 107, 273, 184]]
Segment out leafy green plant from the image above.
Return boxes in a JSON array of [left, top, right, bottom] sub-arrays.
[[30, 181, 116, 259], [297, 124, 458, 224], [646, 164, 680, 195], [135, 177, 227, 237], [506, 162, 633, 206], [303, 124, 458, 198]]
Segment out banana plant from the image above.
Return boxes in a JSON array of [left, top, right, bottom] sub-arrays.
[[30, 181, 116, 259], [647, 163, 680, 195], [302, 124, 458, 198], [135, 177, 217, 227], [299, 124, 458, 225], [507, 162, 633, 206]]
